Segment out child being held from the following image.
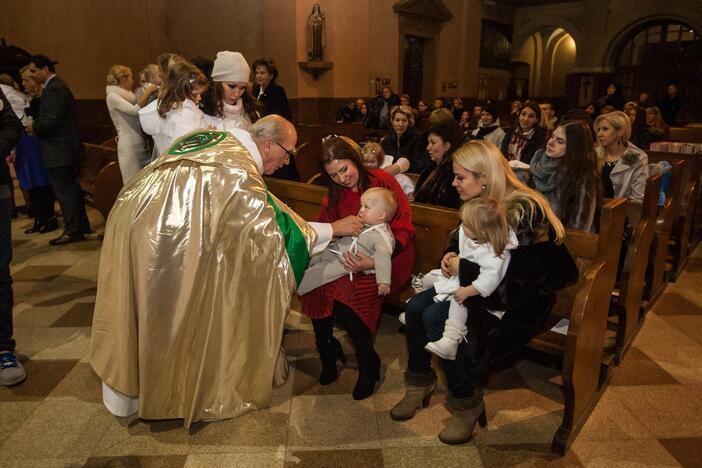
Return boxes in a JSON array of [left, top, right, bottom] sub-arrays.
[[424, 197, 517, 360], [362, 142, 415, 201], [297, 187, 397, 297]]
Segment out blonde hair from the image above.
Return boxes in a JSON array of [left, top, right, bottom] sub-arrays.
[[460, 197, 510, 256], [106, 65, 131, 86], [143, 64, 160, 83], [390, 105, 415, 127], [362, 187, 397, 222], [362, 142, 385, 167], [20, 66, 39, 96], [452, 139, 565, 242], [594, 110, 631, 164]]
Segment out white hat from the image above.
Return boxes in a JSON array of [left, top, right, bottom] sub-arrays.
[[211, 51, 250, 83]]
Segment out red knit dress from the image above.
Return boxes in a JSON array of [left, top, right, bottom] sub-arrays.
[[300, 169, 415, 334]]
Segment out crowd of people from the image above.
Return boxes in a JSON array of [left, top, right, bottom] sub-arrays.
[[0, 48, 687, 447]]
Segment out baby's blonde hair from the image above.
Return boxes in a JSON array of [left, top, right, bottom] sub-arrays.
[[460, 197, 510, 256], [363, 187, 397, 222]]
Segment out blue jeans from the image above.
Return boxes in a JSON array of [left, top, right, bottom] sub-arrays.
[[404, 287, 487, 398], [0, 196, 15, 352]]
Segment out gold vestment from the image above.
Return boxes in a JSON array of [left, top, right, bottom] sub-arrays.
[[90, 131, 316, 427]]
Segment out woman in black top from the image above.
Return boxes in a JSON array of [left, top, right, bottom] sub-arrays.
[[252, 57, 292, 121], [252, 57, 298, 180], [499, 101, 546, 165], [413, 109, 462, 209], [381, 105, 424, 174]]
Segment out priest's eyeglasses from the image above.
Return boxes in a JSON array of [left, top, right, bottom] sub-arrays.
[[274, 140, 298, 161]]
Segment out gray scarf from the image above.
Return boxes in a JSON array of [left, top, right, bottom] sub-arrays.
[[529, 149, 560, 203]]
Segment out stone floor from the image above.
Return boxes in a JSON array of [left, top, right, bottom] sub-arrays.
[[2, 207, 702, 468]]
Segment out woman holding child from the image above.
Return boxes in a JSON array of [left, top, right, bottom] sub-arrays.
[[300, 136, 415, 401], [392, 139, 577, 444]]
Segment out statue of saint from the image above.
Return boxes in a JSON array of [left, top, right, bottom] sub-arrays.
[[307, 4, 325, 61]]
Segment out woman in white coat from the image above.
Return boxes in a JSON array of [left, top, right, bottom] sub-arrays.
[[202, 51, 260, 132], [105, 65, 158, 182], [595, 110, 649, 204], [138, 61, 209, 158]]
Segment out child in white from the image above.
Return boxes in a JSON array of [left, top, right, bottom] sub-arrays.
[[362, 142, 415, 200], [425, 197, 518, 360], [297, 187, 396, 296]]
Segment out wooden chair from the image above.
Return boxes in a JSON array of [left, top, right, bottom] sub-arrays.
[[643, 161, 682, 309], [609, 174, 662, 363], [93, 161, 124, 221], [79, 143, 118, 207], [528, 198, 628, 455], [669, 126, 702, 144], [100, 136, 118, 149]]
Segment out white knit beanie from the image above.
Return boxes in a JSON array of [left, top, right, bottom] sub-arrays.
[[211, 51, 251, 83]]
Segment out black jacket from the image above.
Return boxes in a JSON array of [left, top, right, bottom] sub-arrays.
[[367, 93, 400, 130], [381, 127, 424, 173], [0, 88, 23, 196], [32, 76, 82, 169], [254, 81, 292, 121], [413, 155, 461, 209]]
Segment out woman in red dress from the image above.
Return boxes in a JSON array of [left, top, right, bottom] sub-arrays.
[[300, 136, 415, 400]]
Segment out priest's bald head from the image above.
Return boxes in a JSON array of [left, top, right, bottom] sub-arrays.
[[251, 115, 298, 175]]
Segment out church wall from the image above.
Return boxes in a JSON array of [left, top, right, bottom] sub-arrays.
[[0, 0, 170, 99]]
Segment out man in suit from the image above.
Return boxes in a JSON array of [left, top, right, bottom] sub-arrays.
[[26, 54, 90, 245], [0, 87, 27, 386]]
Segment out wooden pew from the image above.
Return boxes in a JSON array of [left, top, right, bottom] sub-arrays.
[[669, 126, 702, 144], [609, 174, 662, 364], [266, 176, 629, 456], [648, 152, 699, 280], [528, 198, 627, 455], [93, 162, 124, 222], [644, 161, 683, 308], [80, 143, 118, 208]]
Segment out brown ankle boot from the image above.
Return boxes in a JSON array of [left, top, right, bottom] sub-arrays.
[[390, 370, 437, 421], [438, 394, 487, 445]]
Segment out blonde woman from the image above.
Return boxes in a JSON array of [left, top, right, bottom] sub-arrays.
[[105, 65, 158, 182], [392, 140, 577, 445], [594, 110, 649, 203]]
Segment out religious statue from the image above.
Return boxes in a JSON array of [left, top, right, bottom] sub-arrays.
[[307, 4, 325, 61]]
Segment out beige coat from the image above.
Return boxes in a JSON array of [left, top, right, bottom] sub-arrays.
[[90, 130, 316, 428], [608, 143, 649, 203]]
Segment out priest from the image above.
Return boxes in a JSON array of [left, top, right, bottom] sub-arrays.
[[90, 115, 361, 427]]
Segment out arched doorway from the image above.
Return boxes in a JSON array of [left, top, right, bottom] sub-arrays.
[[612, 20, 701, 119]]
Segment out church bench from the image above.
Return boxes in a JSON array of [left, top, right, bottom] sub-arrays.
[[527, 197, 627, 455], [669, 126, 702, 144], [608, 173, 662, 364], [266, 176, 629, 456], [647, 151, 699, 280], [643, 160, 683, 308]]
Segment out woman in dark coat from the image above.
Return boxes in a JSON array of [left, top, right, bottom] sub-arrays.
[[413, 109, 463, 209], [252, 57, 298, 180], [391, 140, 577, 445], [381, 105, 424, 174]]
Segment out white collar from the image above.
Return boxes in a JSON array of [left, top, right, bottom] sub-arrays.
[[228, 128, 264, 174]]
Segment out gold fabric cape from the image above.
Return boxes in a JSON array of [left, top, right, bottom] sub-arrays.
[[89, 130, 316, 427]]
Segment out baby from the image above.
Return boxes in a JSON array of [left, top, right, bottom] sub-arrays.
[[425, 197, 517, 360], [297, 187, 397, 296], [362, 142, 415, 200]]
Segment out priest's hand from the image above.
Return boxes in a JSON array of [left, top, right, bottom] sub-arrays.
[[331, 215, 363, 237]]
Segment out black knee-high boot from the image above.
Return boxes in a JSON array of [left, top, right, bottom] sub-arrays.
[[334, 302, 380, 400], [311, 316, 346, 385]]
